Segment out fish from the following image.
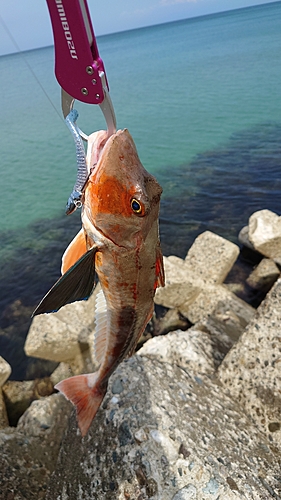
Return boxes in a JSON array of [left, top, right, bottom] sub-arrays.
[[33, 129, 165, 436]]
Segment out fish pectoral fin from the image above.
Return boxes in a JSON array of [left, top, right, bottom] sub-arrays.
[[93, 289, 108, 365], [32, 246, 97, 316], [61, 228, 87, 274], [155, 244, 165, 288]]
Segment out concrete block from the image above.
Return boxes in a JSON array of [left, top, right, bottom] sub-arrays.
[[24, 285, 100, 363], [138, 328, 216, 375], [184, 231, 239, 284], [46, 355, 281, 499], [218, 277, 281, 448], [180, 284, 255, 327], [238, 225, 255, 250], [0, 390, 9, 429], [248, 209, 281, 264], [0, 357, 11, 387], [246, 258, 280, 292], [2, 379, 54, 426]]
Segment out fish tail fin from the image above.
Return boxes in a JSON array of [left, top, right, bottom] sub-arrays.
[[55, 374, 107, 437]]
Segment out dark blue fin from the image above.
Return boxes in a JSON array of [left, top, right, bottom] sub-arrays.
[[32, 246, 97, 316]]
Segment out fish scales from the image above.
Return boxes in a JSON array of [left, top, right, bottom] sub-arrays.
[[33, 129, 164, 436]]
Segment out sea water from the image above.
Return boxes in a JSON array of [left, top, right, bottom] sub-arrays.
[[0, 2, 281, 376]]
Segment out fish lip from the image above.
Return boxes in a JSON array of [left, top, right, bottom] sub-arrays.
[[83, 209, 128, 250], [90, 132, 116, 175], [96, 225, 128, 249]]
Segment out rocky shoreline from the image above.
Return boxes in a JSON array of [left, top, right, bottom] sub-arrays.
[[0, 208, 281, 499]]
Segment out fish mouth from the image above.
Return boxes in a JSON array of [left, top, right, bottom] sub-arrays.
[[87, 130, 111, 175], [88, 129, 129, 176]]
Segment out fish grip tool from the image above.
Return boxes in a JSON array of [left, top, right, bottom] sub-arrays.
[[46, 0, 117, 213]]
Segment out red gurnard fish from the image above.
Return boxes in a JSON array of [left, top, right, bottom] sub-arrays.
[[33, 129, 164, 436]]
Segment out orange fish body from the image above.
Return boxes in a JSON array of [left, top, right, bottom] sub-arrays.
[[34, 129, 164, 436]]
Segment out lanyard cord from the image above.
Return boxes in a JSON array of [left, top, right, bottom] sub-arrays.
[[0, 13, 63, 124]]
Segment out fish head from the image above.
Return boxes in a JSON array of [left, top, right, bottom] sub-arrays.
[[83, 129, 162, 248]]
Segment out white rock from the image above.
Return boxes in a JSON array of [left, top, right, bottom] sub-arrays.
[[0, 390, 9, 429], [248, 209, 281, 263], [246, 258, 280, 291], [184, 231, 240, 285], [25, 285, 100, 363], [17, 393, 69, 437], [155, 256, 202, 308], [155, 281, 201, 309], [45, 355, 281, 499], [0, 357, 11, 387], [172, 485, 197, 500], [155, 231, 239, 309], [134, 428, 148, 443], [150, 429, 178, 461], [138, 328, 215, 375], [218, 277, 281, 448], [238, 225, 255, 250], [180, 284, 255, 327]]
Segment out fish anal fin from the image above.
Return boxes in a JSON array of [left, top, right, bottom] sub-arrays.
[[32, 246, 97, 316], [62, 228, 87, 274], [93, 289, 108, 365], [155, 245, 165, 289], [55, 374, 107, 436]]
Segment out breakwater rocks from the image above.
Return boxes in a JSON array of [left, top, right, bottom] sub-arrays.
[[1, 209, 281, 499]]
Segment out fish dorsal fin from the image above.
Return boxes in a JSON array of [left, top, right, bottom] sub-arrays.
[[155, 245, 165, 288], [61, 228, 88, 274], [33, 246, 97, 316], [93, 289, 108, 365]]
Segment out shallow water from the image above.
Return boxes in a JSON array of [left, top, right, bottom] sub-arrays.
[[0, 3, 281, 379]]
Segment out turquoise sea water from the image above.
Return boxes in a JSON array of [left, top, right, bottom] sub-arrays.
[[1, 2, 281, 377]]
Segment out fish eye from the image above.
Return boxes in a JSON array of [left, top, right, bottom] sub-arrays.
[[131, 198, 142, 214]]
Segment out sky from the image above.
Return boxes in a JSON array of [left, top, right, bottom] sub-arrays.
[[0, 0, 278, 56]]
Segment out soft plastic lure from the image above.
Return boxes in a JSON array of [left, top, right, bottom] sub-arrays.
[[65, 109, 88, 215]]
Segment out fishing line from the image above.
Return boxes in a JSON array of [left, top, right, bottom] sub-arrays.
[[0, 13, 64, 123]]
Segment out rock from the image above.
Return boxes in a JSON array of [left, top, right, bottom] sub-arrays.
[[2, 378, 54, 426], [162, 255, 191, 283], [24, 285, 100, 363], [155, 231, 239, 309], [0, 356, 11, 387], [218, 277, 281, 448], [180, 284, 255, 328], [184, 231, 240, 284], [246, 257, 280, 292], [0, 394, 70, 499], [50, 347, 96, 387], [152, 309, 190, 337], [17, 393, 69, 437], [50, 362, 77, 386], [248, 209, 281, 264], [0, 390, 9, 429], [138, 328, 216, 375], [136, 327, 153, 349], [155, 256, 201, 309], [155, 280, 201, 309], [46, 355, 281, 500], [238, 225, 255, 250], [194, 316, 242, 367]]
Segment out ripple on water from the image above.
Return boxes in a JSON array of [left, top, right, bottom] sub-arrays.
[[0, 122, 281, 379]]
